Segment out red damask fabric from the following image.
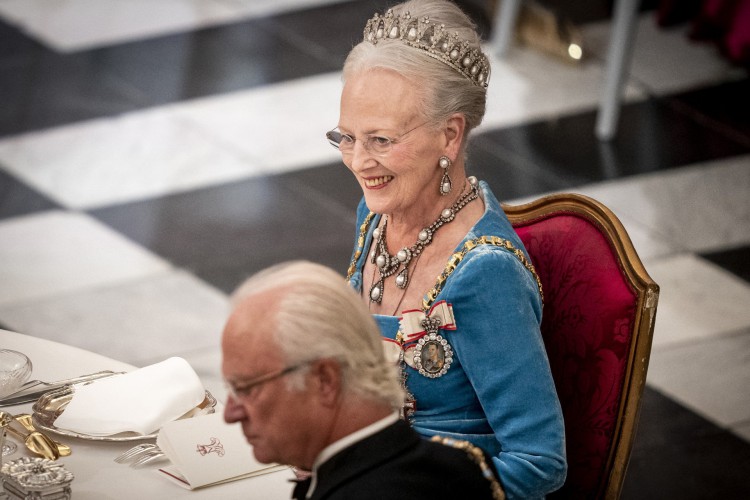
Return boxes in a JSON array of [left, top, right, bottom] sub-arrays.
[[514, 214, 637, 498]]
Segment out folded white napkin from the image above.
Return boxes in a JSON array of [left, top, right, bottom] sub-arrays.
[[53, 357, 206, 436], [156, 412, 288, 489]]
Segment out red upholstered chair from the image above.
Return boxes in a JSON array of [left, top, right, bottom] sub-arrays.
[[503, 193, 659, 499]]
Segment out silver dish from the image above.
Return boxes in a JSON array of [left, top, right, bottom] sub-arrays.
[[31, 386, 217, 442]]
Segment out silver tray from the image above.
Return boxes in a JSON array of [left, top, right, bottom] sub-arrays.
[[31, 385, 217, 442]]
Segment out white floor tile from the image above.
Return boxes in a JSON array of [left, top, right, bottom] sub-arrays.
[[0, 108, 262, 209], [215, 0, 347, 19], [582, 13, 742, 95], [0, 269, 228, 366], [0, 210, 170, 306], [647, 329, 750, 428], [645, 254, 750, 347], [577, 155, 750, 254], [0, 0, 348, 52], [481, 46, 645, 131], [171, 72, 343, 175], [606, 210, 676, 262], [0, 0, 235, 51], [0, 73, 345, 209]]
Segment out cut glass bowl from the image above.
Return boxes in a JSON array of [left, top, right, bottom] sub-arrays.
[[0, 349, 33, 398]]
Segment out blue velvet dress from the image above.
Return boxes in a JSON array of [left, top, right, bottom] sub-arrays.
[[346, 181, 567, 499]]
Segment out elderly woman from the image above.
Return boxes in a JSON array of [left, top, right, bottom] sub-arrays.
[[328, 0, 566, 498]]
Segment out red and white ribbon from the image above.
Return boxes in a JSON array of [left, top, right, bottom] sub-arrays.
[[398, 300, 456, 343]]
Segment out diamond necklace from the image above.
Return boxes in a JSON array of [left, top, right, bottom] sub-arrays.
[[368, 178, 479, 305]]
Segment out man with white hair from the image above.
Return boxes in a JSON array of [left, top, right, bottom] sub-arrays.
[[222, 261, 505, 500]]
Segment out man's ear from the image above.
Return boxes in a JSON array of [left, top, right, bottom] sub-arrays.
[[310, 359, 342, 407]]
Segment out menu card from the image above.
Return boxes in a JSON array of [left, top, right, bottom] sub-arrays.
[[156, 412, 288, 489]]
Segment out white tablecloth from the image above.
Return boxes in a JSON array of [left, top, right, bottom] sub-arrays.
[[0, 329, 294, 499]]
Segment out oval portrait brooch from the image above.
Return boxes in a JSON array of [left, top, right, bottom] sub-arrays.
[[413, 333, 453, 378], [399, 301, 456, 379]]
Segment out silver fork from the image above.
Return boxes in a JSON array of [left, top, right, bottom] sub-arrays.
[[114, 443, 158, 463], [130, 449, 167, 468]]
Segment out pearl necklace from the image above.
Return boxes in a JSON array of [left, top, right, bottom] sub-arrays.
[[369, 178, 479, 305]]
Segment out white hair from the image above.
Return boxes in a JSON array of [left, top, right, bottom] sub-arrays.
[[231, 261, 404, 410], [342, 0, 488, 137]]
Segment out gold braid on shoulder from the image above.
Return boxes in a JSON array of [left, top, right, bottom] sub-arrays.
[[346, 211, 377, 281], [422, 236, 543, 311], [430, 435, 506, 500]]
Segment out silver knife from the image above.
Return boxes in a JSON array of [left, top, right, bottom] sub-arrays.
[[0, 371, 120, 406]]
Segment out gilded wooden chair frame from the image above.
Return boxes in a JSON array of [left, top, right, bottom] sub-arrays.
[[502, 193, 660, 499]]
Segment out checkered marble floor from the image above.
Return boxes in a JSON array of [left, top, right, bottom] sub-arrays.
[[1, 1, 749, 497]]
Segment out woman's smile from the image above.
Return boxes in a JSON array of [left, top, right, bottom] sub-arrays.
[[363, 175, 394, 189]]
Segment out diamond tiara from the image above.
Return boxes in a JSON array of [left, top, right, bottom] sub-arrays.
[[363, 8, 490, 88]]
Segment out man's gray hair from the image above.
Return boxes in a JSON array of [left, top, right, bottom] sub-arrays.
[[231, 261, 404, 410]]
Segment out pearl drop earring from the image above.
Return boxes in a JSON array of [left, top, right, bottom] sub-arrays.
[[439, 156, 452, 196]]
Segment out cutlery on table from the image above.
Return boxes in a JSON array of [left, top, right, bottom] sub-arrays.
[[0, 370, 120, 407], [0, 410, 59, 460], [130, 449, 167, 468], [114, 443, 165, 468], [114, 443, 158, 463], [14, 413, 71, 457]]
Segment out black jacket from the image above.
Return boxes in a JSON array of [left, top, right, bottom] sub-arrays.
[[293, 420, 502, 500]]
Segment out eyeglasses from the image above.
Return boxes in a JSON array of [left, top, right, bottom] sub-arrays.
[[325, 121, 428, 156], [224, 362, 310, 401]]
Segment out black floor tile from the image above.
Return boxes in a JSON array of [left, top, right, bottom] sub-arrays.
[[0, 20, 43, 63], [477, 96, 750, 185], [0, 50, 146, 138], [268, 0, 389, 68], [275, 146, 566, 218], [622, 387, 750, 499], [0, 169, 61, 220], [668, 77, 750, 148], [469, 133, 573, 200], [700, 245, 750, 284], [278, 161, 364, 214], [0, 3, 364, 136], [89, 19, 341, 106], [88, 175, 357, 293]]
